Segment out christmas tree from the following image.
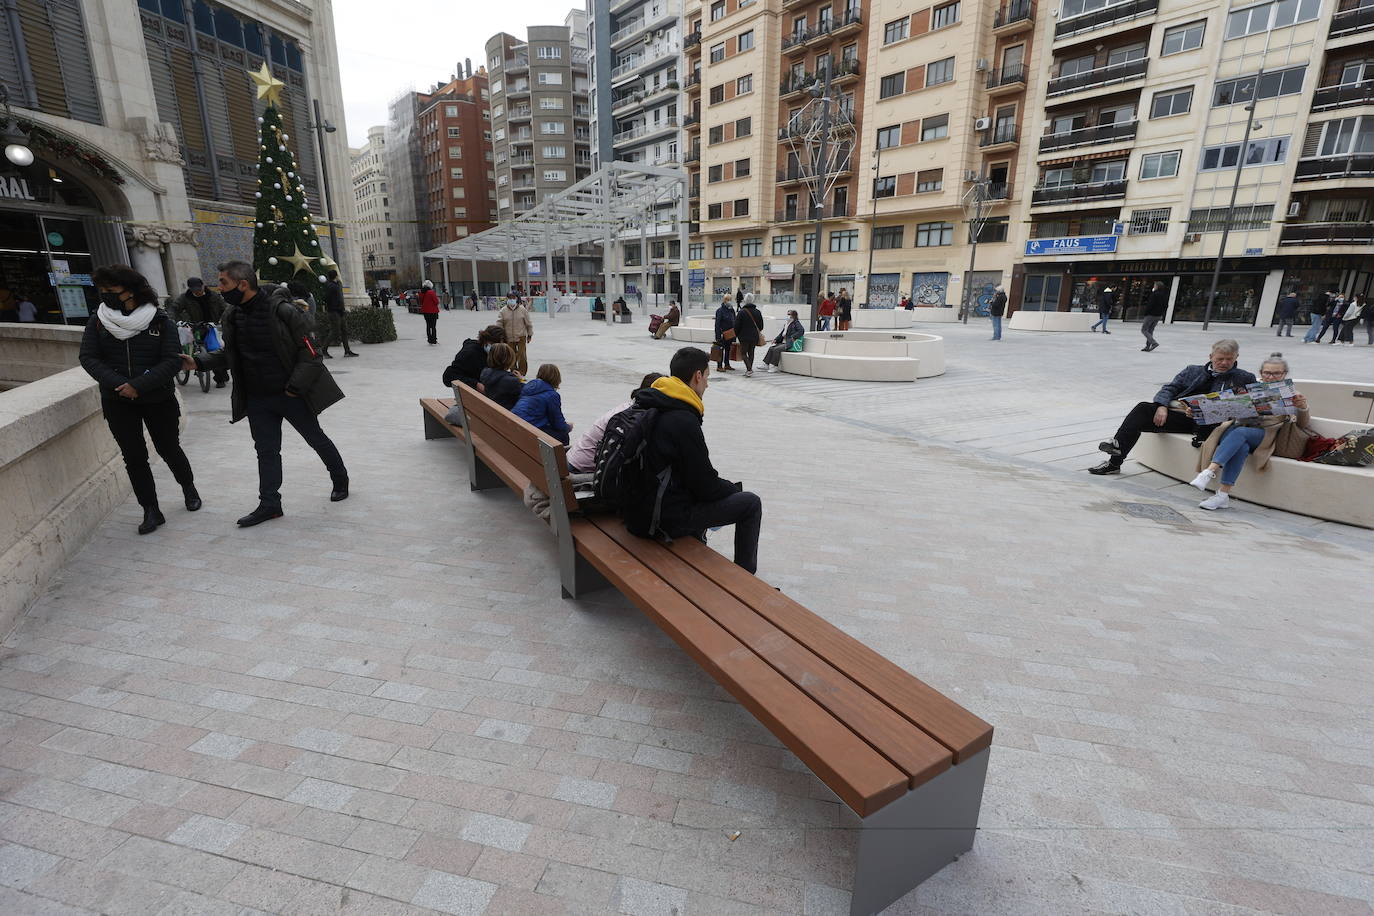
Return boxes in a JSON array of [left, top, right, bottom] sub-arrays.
[[248, 63, 336, 301]]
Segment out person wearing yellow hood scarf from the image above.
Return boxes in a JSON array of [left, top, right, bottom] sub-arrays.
[[621, 347, 762, 573]]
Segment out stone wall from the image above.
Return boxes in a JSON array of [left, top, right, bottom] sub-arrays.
[[0, 327, 128, 636]]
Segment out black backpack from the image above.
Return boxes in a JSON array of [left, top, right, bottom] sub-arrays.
[[590, 404, 669, 534]]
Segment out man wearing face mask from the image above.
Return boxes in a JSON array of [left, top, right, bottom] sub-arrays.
[[186, 261, 348, 527], [170, 278, 229, 388], [441, 324, 506, 391]]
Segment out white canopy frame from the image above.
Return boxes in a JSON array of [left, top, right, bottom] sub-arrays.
[[420, 161, 690, 310]]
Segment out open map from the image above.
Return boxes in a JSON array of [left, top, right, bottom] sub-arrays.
[[1180, 379, 1299, 424]]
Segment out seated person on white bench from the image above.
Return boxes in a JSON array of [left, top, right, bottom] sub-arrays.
[[624, 347, 763, 573], [567, 372, 665, 474], [762, 310, 805, 372], [1189, 353, 1313, 511], [1089, 339, 1257, 475]]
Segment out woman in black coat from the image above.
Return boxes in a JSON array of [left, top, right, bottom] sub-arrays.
[[79, 265, 199, 534], [733, 296, 765, 376], [442, 324, 505, 389]]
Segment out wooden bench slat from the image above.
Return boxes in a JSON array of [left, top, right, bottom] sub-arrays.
[[667, 536, 994, 763], [465, 430, 532, 493], [464, 413, 548, 491], [590, 518, 953, 788], [454, 383, 577, 505], [420, 398, 466, 442], [570, 519, 910, 817]]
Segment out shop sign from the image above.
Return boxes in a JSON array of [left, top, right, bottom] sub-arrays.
[[1024, 235, 1119, 256], [0, 173, 40, 201], [49, 273, 93, 286], [1243, 248, 1264, 256]]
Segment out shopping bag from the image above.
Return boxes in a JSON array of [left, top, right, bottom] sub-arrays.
[[203, 324, 222, 352]]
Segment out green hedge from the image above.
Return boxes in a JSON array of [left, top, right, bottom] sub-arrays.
[[319, 307, 396, 345]]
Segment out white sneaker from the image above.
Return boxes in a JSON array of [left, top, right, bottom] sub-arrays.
[[744, 370, 753, 377], [1199, 492, 1229, 511], [1189, 468, 1215, 492]]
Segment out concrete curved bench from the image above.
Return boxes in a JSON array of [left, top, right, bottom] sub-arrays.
[[1132, 413, 1373, 528], [782, 351, 920, 381], [779, 331, 946, 381], [853, 309, 915, 329], [1295, 380, 1374, 424], [1008, 310, 1097, 332], [908, 307, 961, 323]]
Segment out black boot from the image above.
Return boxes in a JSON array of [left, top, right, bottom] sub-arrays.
[[330, 477, 349, 502], [138, 506, 166, 535], [184, 486, 202, 512], [237, 505, 284, 527]]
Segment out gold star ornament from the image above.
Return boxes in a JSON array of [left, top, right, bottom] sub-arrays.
[[282, 245, 316, 276], [250, 63, 286, 105]]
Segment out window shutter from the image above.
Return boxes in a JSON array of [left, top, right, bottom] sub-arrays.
[[16, 0, 68, 117], [47, 0, 102, 124], [0, 10, 24, 103], [1302, 122, 1322, 158]]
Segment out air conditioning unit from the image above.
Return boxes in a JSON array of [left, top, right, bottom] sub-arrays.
[[964, 169, 980, 182], [974, 117, 991, 131], [975, 58, 989, 71], [1288, 201, 1302, 217], [1184, 233, 1202, 243]]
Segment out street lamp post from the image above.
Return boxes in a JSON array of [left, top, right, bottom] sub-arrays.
[[806, 66, 835, 332], [960, 176, 991, 324], [309, 98, 342, 280], [864, 145, 882, 308], [1202, 87, 1261, 330]]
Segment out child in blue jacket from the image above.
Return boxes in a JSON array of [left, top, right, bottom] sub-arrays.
[[513, 363, 573, 445]]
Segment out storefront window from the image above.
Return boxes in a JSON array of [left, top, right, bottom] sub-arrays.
[[1021, 274, 1062, 311], [1172, 274, 1266, 323]]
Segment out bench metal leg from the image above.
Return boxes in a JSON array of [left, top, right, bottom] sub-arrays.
[[468, 456, 504, 491], [538, 440, 613, 599], [561, 548, 612, 599], [849, 747, 990, 916], [423, 407, 450, 440]]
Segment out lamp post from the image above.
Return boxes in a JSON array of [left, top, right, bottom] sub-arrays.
[[960, 176, 991, 324], [1202, 83, 1262, 330], [806, 66, 836, 332], [309, 98, 342, 279], [863, 144, 882, 308]]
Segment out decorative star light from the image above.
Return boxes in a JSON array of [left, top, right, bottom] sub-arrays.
[[250, 63, 286, 105], [282, 245, 315, 276]]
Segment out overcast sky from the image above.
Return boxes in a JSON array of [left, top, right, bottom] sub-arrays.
[[333, 0, 583, 148]]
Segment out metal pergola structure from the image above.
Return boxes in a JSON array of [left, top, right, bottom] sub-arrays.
[[420, 161, 689, 307]]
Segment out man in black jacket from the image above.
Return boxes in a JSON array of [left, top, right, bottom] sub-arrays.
[[624, 347, 762, 573], [1088, 339, 1257, 475], [1141, 280, 1168, 351], [1275, 290, 1299, 337], [321, 269, 358, 358], [169, 278, 229, 387], [189, 261, 349, 526]]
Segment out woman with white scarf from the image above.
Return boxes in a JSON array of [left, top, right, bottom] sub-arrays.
[[80, 265, 200, 534]]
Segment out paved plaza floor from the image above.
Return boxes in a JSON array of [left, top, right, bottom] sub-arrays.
[[2, 305, 1372, 915]]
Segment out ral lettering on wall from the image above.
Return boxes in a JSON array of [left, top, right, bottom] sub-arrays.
[[0, 176, 37, 201]]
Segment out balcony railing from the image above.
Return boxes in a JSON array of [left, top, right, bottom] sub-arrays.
[[507, 107, 532, 119], [1331, 3, 1374, 36], [1031, 179, 1128, 204], [610, 18, 644, 45], [1293, 155, 1374, 180], [611, 58, 643, 79], [683, 113, 700, 127], [1280, 222, 1374, 245], [832, 9, 863, 34], [1055, 0, 1158, 39], [614, 119, 679, 144], [986, 182, 1013, 200], [777, 103, 856, 139], [979, 125, 1019, 147], [1311, 81, 1374, 112], [684, 146, 701, 163], [774, 203, 856, 222], [1047, 57, 1148, 97], [994, 0, 1034, 29], [504, 54, 529, 72], [1037, 119, 1137, 153], [986, 64, 1027, 90], [776, 159, 853, 182], [511, 157, 534, 166], [684, 72, 702, 89], [684, 30, 702, 49]]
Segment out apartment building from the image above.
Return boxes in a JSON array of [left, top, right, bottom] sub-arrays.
[[686, 0, 1037, 311], [1013, 0, 1374, 325], [416, 68, 497, 250], [349, 126, 396, 286], [589, 0, 688, 297], [486, 10, 600, 291]]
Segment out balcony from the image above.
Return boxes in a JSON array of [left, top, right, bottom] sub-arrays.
[[986, 182, 1013, 200], [979, 125, 1019, 149], [777, 103, 856, 139], [684, 31, 702, 53], [1055, 0, 1158, 40], [685, 72, 702, 91], [610, 18, 644, 47], [774, 203, 857, 223], [830, 57, 862, 86], [507, 107, 532, 121], [506, 82, 530, 97], [1031, 179, 1128, 205], [1311, 81, 1374, 112], [776, 159, 853, 184], [689, 183, 700, 199], [511, 157, 534, 167], [805, 21, 835, 47], [611, 58, 643, 80], [1280, 222, 1374, 245], [1047, 57, 1148, 97], [503, 54, 529, 73], [782, 29, 810, 54], [684, 145, 701, 164], [832, 9, 863, 37], [780, 72, 815, 98], [1038, 119, 1137, 153], [1331, 3, 1374, 37], [1293, 155, 1374, 181], [613, 118, 680, 145], [993, 0, 1035, 34], [683, 112, 700, 127], [986, 64, 1027, 94]]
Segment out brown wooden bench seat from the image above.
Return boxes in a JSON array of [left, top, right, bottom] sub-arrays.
[[420, 397, 464, 442], [425, 383, 994, 916]]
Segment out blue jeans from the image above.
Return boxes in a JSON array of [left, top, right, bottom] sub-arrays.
[[1213, 426, 1265, 486], [1303, 319, 1323, 342], [1091, 315, 1109, 331], [990, 315, 1002, 339], [818, 316, 831, 330]]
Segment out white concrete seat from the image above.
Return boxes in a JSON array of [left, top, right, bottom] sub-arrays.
[[781, 351, 920, 381], [813, 340, 912, 357], [1132, 415, 1374, 528], [667, 325, 716, 343], [908, 308, 961, 323], [852, 309, 915, 329], [1008, 311, 1097, 332]]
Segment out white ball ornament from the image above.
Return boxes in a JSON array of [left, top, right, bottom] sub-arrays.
[[285, 195, 292, 201], [255, 222, 263, 228], [265, 156, 273, 164], [268, 257, 279, 265], [310, 240, 318, 246], [282, 133, 289, 141], [287, 171, 295, 178], [254, 191, 262, 198], [256, 116, 264, 124], [317, 275, 327, 282], [273, 182, 281, 189]]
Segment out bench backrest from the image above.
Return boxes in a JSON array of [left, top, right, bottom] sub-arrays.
[[451, 381, 577, 509], [1296, 380, 1374, 424]]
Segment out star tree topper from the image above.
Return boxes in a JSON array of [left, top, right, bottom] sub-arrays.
[[250, 63, 286, 106]]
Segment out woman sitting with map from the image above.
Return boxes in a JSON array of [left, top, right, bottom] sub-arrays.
[[1189, 353, 1314, 511]]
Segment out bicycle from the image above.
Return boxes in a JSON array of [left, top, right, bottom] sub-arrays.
[[177, 321, 216, 392]]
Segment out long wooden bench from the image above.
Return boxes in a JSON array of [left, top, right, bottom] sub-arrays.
[[423, 383, 994, 915]]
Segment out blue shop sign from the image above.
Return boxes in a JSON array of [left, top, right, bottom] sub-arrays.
[[1024, 235, 1119, 256]]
